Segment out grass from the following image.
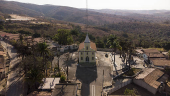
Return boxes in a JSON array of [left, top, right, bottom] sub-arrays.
[[123, 68, 141, 76]]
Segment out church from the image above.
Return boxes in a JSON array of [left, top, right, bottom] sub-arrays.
[[78, 34, 97, 63]]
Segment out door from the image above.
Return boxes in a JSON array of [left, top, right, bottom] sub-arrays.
[[86, 56, 89, 62]]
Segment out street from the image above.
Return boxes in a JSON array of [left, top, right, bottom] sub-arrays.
[[1, 41, 26, 96]]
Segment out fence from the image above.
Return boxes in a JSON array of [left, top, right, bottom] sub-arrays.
[[106, 79, 132, 95]]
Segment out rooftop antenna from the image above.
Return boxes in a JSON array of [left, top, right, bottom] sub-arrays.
[[86, 0, 88, 35]]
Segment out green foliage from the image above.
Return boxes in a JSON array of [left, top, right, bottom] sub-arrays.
[[124, 88, 137, 96], [37, 42, 49, 56], [32, 32, 41, 38], [18, 30, 31, 35], [25, 69, 44, 87], [107, 34, 120, 50], [0, 25, 4, 30], [51, 73, 61, 77], [54, 29, 73, 45], [95, 37, 104, 48], [123, 68, 141, 76], [162, 42, 170, 51], [60, 75, 66, 82], [56, 73, 61, 77], [4, 30, 18, 34]]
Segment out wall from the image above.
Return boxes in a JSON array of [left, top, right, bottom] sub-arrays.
[[106, 79, 132, 95], [133, 79, 157, 94]]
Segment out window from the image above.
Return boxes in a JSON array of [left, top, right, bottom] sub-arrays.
[[86, 46, 88, 50], [87, 52, 88, 55], [92, 57, 94, 60], [81, 52, 83, 55], [92, 52, 94, 55], [81, 57, 83, 60]]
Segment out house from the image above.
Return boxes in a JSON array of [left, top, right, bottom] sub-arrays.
[[78, 34, 97, 63], [150, 58, 170, 68], [142, 49, 165, 60], [133, 68, 169, 94], [38, 78, 60, 90], [135, 49, 165, 62], [0, 51, 5, 80]]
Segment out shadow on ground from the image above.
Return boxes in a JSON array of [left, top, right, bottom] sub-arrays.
[[76, 66, 97, 96]]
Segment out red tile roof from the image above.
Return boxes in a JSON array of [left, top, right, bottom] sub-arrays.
[[78, 41, 97, 51]]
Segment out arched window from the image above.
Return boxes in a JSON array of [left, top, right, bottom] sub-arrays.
[[86, 46, 88, 50], [86, 56, 89, 62]]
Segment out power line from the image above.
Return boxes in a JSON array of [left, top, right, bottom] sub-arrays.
[[86, 0, 88, 34]]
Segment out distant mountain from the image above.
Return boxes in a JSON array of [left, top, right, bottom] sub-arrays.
[[0, 0, 170, 25], [90, 9, 170, 23], [91, 9, 170, 16], [0, 1, 135, 25]]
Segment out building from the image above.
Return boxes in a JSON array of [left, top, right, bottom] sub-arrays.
[[38, 78, 60, 90], [150, 58, 170, 68], [135, 49, 165, 61], [78, 34, 97, 63], [133, 68, 169, 94]]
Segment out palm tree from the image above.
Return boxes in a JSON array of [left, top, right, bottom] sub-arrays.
[[25, 69, 44, 92], [107, 34, 117, 54], [107, 35, 120, 75], [19, 34, 24, 45], [37, 42, 49, 77], [56, 51, 61, 74]]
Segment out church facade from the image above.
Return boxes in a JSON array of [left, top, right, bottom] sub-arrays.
[[78, 34, 97, 63]]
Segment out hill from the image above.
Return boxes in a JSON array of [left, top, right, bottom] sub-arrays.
[[0, 0, 136, 25], [91, 9, 170, 23]]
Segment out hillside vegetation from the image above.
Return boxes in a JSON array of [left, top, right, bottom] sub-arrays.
[[0, 1, 170, 49]]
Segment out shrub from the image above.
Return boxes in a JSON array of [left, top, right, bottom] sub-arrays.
[[124, 88, 137, 96], [60, 75, 66, 82], [56, 73, 61, 77]]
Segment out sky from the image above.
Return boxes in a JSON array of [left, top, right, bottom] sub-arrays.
[[6, 0, 170, 10]]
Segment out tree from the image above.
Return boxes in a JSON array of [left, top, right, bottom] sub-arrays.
[[65, 52, 70, 81], [56, 51, 61, 74], [21, 56, 44, 92], [25, 69, 44, 91], [54, 29, 73, 45], [107, 34, 120, 75], [95, 37, 104, 48], [71, 29, 79, 44], [37, 42, 49, 77]]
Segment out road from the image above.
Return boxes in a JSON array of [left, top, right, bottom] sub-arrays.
[[1, 41, 26, 96]]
